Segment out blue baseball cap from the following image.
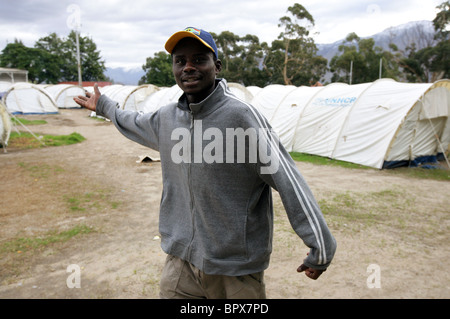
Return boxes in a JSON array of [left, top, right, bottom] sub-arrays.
[[165, 27, 218, 59]]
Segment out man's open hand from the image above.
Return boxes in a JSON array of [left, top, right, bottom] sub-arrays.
[[74, 83, 101, 111]]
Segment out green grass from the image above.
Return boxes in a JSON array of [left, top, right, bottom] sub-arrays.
[[9, 132, 85, 148], [317, 188, 411, 233], [11, 117, 47, 125], [290, 152, 370, 169], [319, 191, 388, 224], [64, 190, 122, 213], [315, 186, 447, 244], [387, 165, 450, 181], [1, 225, 95, 253], [290, 152, 450, 181], [18, 162, 65, 178]]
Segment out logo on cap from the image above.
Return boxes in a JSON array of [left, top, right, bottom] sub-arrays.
[[165, 27, 218, 59], [184, 27, 201, 36]]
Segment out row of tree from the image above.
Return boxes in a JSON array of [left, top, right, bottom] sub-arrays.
[[141, 2, 449, 86], [1, 2, 448, 87], [0, 31, 107, 84]]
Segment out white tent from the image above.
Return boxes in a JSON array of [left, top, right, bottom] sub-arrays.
[[0, 101, 12, 151], [101, 85, 140, 109], [99, 84, 124, 95], [45, 84, 85, 108], [227, 82, 254, 103], [251, 84, 297, 121], [85, 84, 125, 119], [122, 84, 160, 111], [140, 85, 182, 113], [255, 79, 449, 169], [333, 79, 450, 168], [2, 82, 59, 114], [0, 81, 13, 93], [291, 82, 371, 158], [94, 79, 449, 169], [246, 86, 262, 99]]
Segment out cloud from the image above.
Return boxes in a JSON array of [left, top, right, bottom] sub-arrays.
[[0, 0, 443, 69], [305, 0, 442, 42]]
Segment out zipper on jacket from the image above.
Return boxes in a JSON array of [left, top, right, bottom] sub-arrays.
[[187, 111, 196, 259]]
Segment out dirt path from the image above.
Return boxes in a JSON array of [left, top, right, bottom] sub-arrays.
[[0, 109, 448, 299]]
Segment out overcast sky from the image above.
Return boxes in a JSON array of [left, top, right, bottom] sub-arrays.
[[0, 0, 444, 69]]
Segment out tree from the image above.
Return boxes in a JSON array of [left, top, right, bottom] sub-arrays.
[[433, 0, 450, 41], [238, 34, 269, 87], [34, 32, 67, 83], [139, 51, 175, 86], [63, 31, 106, 82], [0, 32, 106, 83], [213, 31, 269, 86], [138, 4, 328, 87], [329, 33, 401, 84], [399, 1, 449, 82], [0, 39, 58, 83], [214, 31, 241, 76], [263, 3, 326, 86]]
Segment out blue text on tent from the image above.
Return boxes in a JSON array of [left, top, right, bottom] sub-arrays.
[[313, 97, 357, 107]]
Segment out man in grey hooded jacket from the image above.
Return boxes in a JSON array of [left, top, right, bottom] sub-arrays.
[[75, 27, 336, 299]]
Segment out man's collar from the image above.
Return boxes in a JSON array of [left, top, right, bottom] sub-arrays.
[[177, 79, 224, 114]]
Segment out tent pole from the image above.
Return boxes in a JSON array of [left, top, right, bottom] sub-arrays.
[[427, 116, 450, 168], [420, 94, 450, 169], [7, 111, 46, 146]]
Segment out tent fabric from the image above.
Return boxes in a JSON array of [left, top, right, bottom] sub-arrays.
[[94, 78, 447, 169], [6, 78, 444, 169], [2, 83, 59, 114], [100, 85, 140, 109], [331, 79, 449, 168], [227, 82, 254, 103], [45, 84, 85, 108], [251, 84, 297, 121], [0, 101, 12, 149], [0, 81, 13, 93], [140, 85, 183, 113], [292, 82, 371, 158], [256, 78, 449, 169], [122, 84, 160, 111], [269, 85, 324, 152], [246, 86, 262, 99]]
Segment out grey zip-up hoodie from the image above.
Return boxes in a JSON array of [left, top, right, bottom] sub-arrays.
[[96, 79, 336, 276]]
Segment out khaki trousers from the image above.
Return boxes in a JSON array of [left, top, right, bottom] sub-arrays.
[[159, 254, 266, 299]]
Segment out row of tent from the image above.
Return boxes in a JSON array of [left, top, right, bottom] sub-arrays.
[[1, 79, 449, 169], [0, 82, 84, 114]]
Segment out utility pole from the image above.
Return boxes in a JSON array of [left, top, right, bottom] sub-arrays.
[[75, 31, 82, 87], [379, 58, 383, 79], [66, 4, 82, 87], [349, 60, 353, 85]]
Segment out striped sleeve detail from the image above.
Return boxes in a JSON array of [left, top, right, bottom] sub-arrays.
[[221, 81, 328, 265]]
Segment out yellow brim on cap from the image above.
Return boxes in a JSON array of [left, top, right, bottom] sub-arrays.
[[165, 31, 215, 55]]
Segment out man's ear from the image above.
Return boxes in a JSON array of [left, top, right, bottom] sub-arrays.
[[215, 59, 222, 73]]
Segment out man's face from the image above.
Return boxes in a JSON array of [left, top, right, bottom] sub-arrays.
[[172, 37, 221, 104]]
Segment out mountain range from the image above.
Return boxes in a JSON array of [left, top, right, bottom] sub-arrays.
[[105, 20, 436, 85], [316, 20, 436, 62], [104, 66, 145, 86]]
